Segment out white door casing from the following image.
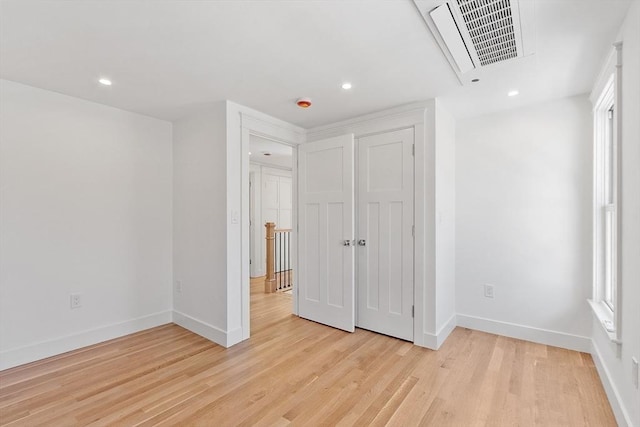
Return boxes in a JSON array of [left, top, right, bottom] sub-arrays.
[[249, 171, 259, 277], [298, 134, 355, 332], [357, 128, 414, 341]]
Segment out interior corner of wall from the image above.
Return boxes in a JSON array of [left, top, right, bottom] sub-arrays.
[[172, 310, 228, 348], [590, 335, 635, 427]]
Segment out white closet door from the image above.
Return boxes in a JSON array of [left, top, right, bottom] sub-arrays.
[[263, 174, 280, 225], [357, 128, 414, 341], [278, 176, 292, 229], [298, 134, 355, 332]]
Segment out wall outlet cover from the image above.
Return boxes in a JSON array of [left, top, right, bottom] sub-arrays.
[[70, 293, 82, 309], [484, 284, 494, 299]]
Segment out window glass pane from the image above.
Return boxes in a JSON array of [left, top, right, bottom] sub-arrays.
[[605, 106, 615, 204], [604, 207, 615, 310]]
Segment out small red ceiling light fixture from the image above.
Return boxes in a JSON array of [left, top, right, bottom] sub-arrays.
[[296, 98, 312, 108]]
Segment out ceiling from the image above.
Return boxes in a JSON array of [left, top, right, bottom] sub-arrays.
[[250, 135, 293, 169], [0, 0, 632, 128]]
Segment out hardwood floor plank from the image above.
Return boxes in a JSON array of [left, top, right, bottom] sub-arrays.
[[0, 287, 615, 426]]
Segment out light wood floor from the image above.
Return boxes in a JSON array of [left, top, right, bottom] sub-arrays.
[[0, 281, 615, 426]]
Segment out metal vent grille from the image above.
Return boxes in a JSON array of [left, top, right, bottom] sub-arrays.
[[456, 0, 517, 66]]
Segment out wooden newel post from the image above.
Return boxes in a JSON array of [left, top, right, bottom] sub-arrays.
[[265, 222, 276, 293]]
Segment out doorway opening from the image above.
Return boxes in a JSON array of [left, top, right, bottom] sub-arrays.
[[248, 135, 296, 323]]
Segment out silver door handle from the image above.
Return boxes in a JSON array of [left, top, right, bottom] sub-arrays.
[[343, 240, 354, 247], [358, 239, 366, 246]]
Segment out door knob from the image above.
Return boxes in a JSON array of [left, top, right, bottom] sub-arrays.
[[343, 240, 353, 247], [358, 239, 366, 246]]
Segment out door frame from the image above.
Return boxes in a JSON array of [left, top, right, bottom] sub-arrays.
[[236, 108, 304, 342], [249, 168, 259, 278], [232, 101, 442, 349], [305, 103, 431, 348]]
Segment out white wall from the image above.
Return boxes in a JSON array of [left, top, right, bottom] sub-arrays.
[[456, 95, 593, 351], [415, 100, 458, 349], [434, 101, 456, 339], [591, 3, 640, 426], [174, 101, 303, 346], [172, 103, 230, 345], [0, 80, 173, 370]]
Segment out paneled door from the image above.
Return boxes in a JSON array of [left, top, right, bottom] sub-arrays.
[[298, 134, 355, 332], [263, 173, 292, 229], [357, 128, 414, 341]]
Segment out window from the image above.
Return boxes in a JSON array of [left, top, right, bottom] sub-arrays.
[[602, 105, 615, 312], [590, 42, 622, 345]]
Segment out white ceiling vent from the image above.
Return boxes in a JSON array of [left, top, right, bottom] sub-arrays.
[[414, 0, 535, 84], [457, 0, 518, 66], [430, 3, 475, 74]]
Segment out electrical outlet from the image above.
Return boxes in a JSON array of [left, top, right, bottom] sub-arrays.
[[484, 284, 494, 299], [70, 293, 82, 309], [176, 281, 183, 294], [632, 357, 639, 389]]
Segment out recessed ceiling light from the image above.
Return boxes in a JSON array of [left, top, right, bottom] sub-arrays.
[[99, 78, 112, 86], [341, 82, 352, 90], [508, 90, 519, 97], [248, 152, 252, 155]]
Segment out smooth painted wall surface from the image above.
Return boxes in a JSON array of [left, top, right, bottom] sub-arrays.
[[592, 3, 640, 425], [172, 104, 228, 337], [434, 101, 456, 333], [0, 80, 173, 369], [456, 95, 593, 339]]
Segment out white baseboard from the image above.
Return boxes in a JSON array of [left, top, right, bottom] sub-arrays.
[[172, 310, 229, 348], [456, 314, 591, 353], [590, 339, 633, 427], [226, 327, 245, 347], [0, 310, 172, 371], [422, 314, 457, 350], [436, 314, 457, 349]]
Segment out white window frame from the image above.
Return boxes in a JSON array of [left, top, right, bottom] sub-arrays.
[[590, 43, 622, 347], [597, 93, 615, 313]]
